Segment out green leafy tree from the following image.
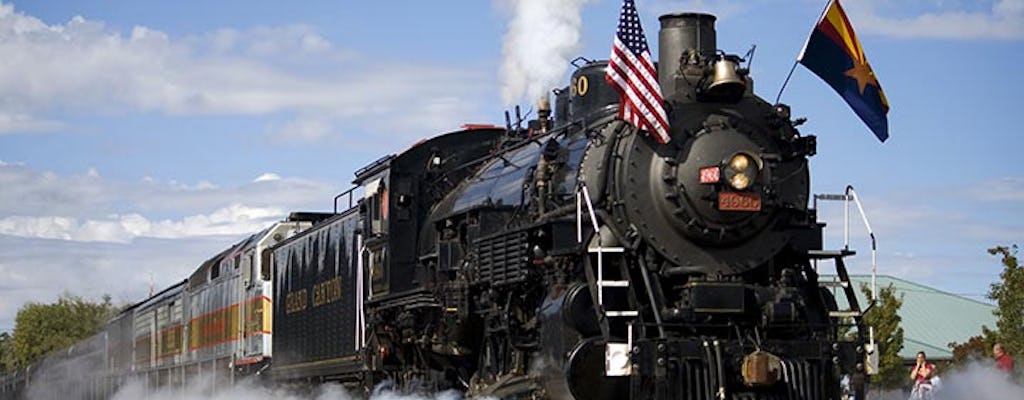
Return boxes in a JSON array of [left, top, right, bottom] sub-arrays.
[[948, 331, 997, 368], [987, 245, 1024, 357], [1, 293, 118, 369], [0, 331, 11, 372], [862, 283, 905, 390]]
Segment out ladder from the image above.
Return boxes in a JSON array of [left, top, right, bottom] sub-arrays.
[[809, 249, 861, 319], [813, 185, 880, 375], [577, 185, 635, 377], [813, 185, 878, 301]]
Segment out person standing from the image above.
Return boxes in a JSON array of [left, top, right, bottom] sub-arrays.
[[993, 343, 1015, 376], [909, 351, 935, 384], [909, 351, 936, 399]]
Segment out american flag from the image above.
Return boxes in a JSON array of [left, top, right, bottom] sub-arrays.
[[605, 0, 670, 143]]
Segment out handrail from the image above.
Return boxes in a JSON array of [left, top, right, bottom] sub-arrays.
[[576, 184, 602, 244], [577, 184, 605, 305], [844, 185, 877, 302], [577, 184, 666, 339], [813, 185, 879, 353], [812, 186, 878, 302], [333, 186, 358, 213]]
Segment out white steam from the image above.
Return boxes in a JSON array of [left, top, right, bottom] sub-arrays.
[[935, 361, 1024, 399], [499, 0, 592, 105], [100, 378, 471, 400], [859, 360, 1024, 400], [24, 368, 493, 400]]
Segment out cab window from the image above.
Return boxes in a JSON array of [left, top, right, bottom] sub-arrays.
[[366, 179, 389, 235]]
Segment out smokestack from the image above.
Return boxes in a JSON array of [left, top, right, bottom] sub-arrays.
[[658, 13, 717, 99]]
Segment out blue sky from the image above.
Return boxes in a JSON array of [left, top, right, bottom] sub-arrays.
[[0, 0, 1022, 332]]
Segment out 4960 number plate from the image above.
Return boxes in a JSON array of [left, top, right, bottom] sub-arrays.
[[718, 192, 761, 211]]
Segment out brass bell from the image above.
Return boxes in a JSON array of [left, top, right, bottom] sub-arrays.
[[706, 56, 746, 101]]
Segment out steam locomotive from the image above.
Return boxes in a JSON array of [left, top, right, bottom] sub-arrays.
[[1, 11, 871, 400], [275, 11, 873, 400]]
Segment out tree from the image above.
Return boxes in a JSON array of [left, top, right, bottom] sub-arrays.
[[948, 331, 997, 368], [861, 283, 905, 390], [1, 293, 118, 369], [0, 331, 11, 372], [987, 245, 1024, 357]]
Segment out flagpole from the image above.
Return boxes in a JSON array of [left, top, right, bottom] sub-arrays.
[[775, 0, 835, 105], [774, 60, 799, 105]]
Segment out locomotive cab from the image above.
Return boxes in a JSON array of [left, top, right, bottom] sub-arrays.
[[354, 156, 393, 299]]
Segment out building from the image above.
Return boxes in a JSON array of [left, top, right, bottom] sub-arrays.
[[823, 274, 996, 362]]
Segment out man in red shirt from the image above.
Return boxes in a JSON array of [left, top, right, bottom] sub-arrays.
[[994, 343, 1015, 376]]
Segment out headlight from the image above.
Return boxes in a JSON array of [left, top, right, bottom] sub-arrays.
[[730, 173, 751, 190], [725, 153, 759, 190], [730, 154, 750, 171]]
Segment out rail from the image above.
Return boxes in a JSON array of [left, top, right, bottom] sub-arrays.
[[813, 185, 879, 367], [333, 186, 358, 213], [813, 185, 877, 301], [576, 184, 633, 376]]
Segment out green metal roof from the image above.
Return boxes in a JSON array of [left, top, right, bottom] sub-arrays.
[[822, 274, 996, 360]]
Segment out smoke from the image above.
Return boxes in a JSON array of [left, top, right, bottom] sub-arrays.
[[499, 0, 592, 106], [23, 360, 478, 400], [857, 361, 1024, 400], [933, 361, 1024, 400], [99, 378, 472, 400]]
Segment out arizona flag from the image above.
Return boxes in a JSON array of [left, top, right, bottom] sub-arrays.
[[799, 0, 889, 142]]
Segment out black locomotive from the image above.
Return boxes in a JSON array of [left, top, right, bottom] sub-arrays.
[[269, 12, 867, 400], [1, 11, 871, 400]]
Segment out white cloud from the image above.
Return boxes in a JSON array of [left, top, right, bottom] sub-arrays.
[[649, 0, 1024, 40], [0, 112, 65, 134], [0, 160, 339, 329], [195, 180, 218, 190], [966, 177, 1024, 202], [0, 204, 284, 243], [253, 173, 282, 182], [0, 162, 334, 218], [810, 186, 1019, 291], [845, 0, 1024, 40], [0, 159, 339, 241], [0, 162, 110, 217], [0, 235, 242, 332], [0, 162, 335, 329], [273, 116, 333, 141], [0, 3, 490, 137]]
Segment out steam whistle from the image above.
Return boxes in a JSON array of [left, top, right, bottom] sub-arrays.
[[537, 94, 551, 134]]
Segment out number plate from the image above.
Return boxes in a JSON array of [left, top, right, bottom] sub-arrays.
[[718, 192, 761, 211]]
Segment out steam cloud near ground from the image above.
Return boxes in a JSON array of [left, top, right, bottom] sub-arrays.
[[859, 361, 1024, 400], [106, 379, 470, 400], [29, 374, 474, 400], [500, 0, 591, 105], [22, 359, 1024, 399]]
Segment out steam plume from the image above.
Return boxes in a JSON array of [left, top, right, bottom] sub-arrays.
[[99, 378, 472, 400], [500, 0, 592, 105], [937, 361, 1024, 399], [857, 360, 1024, 400]]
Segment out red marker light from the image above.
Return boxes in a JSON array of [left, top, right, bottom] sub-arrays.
[[699, 166, 720, 184]]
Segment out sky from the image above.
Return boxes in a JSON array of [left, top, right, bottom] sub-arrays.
[[0, 0, 1022, 333]]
